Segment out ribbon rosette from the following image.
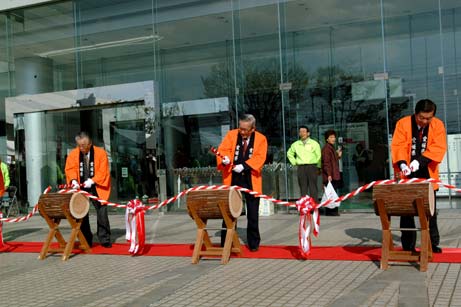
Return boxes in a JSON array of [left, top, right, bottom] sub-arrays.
[[296, 196, 319, 259], [125, 199, 146, 255]]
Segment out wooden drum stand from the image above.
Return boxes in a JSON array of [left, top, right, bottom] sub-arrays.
[[373, 183, 435, 271], [186, 189, 243, 264], [38, 192, 91, 261]]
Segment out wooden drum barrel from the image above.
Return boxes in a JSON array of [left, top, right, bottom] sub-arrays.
[[373, 183, 434, 217], [187, 189, 243, 220], [38, 192, 90, 219]]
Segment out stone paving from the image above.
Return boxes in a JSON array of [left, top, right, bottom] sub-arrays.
[[2, 207, 461, 306]]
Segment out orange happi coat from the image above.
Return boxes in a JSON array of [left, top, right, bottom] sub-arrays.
[[216, 129, 267, 193], [65, 145, 111, 200], [0, 167, 4, 197], [391, 115, 447, 189]]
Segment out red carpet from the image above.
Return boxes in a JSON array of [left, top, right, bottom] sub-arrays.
[[1, 242, 460, 263]]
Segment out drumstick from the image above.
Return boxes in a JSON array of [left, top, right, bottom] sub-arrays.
[[210, 147, 233, 166], [57, 183, 84, 190], [399, 171, 406, 179], [210, 147, 224, 159]]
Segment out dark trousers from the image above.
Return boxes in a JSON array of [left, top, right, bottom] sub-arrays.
[[80, 191, 111, 246], [221, 191, 260, 250], [298, 164, 319, 201], [400, 193, 439, 250]]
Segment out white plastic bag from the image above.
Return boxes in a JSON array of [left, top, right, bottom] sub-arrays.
[[321, 181, 340, 209]]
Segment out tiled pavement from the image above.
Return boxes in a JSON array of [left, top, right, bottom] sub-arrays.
[[2, 208, 461, 306]]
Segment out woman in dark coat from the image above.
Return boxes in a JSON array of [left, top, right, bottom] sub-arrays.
[[321, 130, 342, 216]]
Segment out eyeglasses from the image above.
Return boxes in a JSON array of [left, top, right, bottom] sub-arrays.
[[238, 127, 254, 133], [77, 142, 91, 148]]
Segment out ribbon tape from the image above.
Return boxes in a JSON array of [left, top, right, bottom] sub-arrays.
[[0, 178, 459, 257]]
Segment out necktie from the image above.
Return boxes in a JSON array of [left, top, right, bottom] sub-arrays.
[[84, 154, 90, 180], [243, 139, 248, 156], [419, 128, 423, 142], [149, 161, 154, 175]]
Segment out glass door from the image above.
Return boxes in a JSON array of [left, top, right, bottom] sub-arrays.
[[110, 119, 146, 200], [17, 101, 149, 207]]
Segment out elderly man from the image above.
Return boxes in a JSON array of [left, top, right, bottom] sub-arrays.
[[217, 114, 267, 252], [65, 131, 112, 248]]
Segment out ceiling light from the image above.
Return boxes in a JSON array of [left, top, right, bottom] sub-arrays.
[[36, 34, 163, 58]]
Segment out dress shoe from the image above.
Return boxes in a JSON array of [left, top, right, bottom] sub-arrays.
[[249, 247, 259, 252], [432, 245, 442, 253], [101, 242, 112, 248]]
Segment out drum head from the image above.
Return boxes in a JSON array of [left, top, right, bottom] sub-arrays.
[[69, 193, 90, 219], [428, 183, 435, 216], [228, 190, 243, 218]]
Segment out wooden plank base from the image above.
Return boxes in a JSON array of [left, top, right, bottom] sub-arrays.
[[376, 197, 432, 272], [189, 201, 242, 264], [38, 202, 91, 261]]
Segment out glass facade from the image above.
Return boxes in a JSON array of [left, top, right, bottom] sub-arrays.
[[1, 0, 461, 210]]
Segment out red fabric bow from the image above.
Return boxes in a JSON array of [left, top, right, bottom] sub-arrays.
[[125, 199, 146, 255]]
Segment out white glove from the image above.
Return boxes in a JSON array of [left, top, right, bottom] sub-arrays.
[[71, 180, 80, 189], [400, 163, 411, 176], [409, 160, 420, 173], [83, 178, 94, 188], [232, 164, 244, 173], [222, 156, 230, 165]]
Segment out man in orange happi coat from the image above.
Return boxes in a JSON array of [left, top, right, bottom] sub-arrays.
[[391, 99, 447, 253], [65, 131, 112, 248], [217, 114, 267, 252]]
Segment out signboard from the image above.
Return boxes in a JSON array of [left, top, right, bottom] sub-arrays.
[[0, 0, 55, 12], [279, 82, 292, 91], [438, 134, 461, 196], [439, 134, 461, 174], [352, 78, 403, 101], [162, 97, 229, 117]]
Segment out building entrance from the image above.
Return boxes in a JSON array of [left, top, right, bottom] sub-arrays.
[[6, 81, 158, 208]]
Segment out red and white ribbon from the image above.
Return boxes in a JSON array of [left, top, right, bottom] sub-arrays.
[[125, 199, 146, 255], [66, 178, 461, 258], [295, 196, 317, 258], [0, 186, 50, 223], [298, 213, 310, 257], [57, 187, 128, 209], [3, 178, 461, 258]]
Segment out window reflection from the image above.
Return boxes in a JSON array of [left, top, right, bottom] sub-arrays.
[[2, 0, 461, 210]]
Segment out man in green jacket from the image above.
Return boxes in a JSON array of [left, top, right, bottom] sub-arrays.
[[287, 126, 321, 201], [0, 157, 9, 193]]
